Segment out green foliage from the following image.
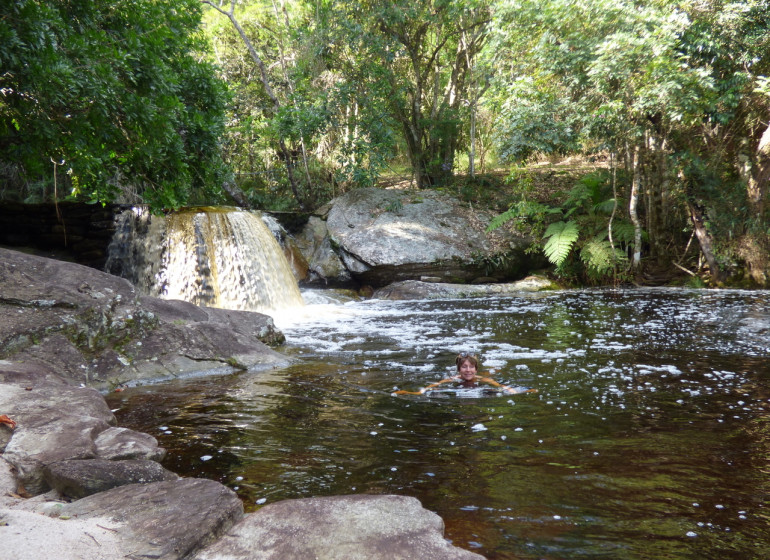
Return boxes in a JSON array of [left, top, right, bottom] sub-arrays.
[[331, 0, 493, 189], [486, 199, 559, 233], [384, 198, 404, 214], [580, 236, 628, 277], [492, 78, 581, 163], [609, 220, 639, 246], [488, 0, 770, 283], [0, 0, 230, 210], [543, 221, 579, 267], [489, 168, 640, 282], [471, 249, 514, 277], [203, 0, 399, 208]]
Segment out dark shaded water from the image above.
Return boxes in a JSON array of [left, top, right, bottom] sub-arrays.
[[107, 288, 770, 559]]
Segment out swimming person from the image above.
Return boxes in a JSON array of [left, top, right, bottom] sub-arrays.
[[392, 352, 537, 396]]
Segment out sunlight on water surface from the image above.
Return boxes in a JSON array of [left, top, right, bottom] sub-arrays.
[[108, 288, 770, 560]]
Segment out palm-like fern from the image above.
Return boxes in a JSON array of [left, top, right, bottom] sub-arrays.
[[543, 220, 579, 266]]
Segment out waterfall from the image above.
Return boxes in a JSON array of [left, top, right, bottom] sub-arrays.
[[105, 207, 304, 314]]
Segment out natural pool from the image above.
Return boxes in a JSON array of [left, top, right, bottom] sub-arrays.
[[107, 288, 770, 559]]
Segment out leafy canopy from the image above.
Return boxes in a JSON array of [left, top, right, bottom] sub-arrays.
[[0, 0, 230, 209]]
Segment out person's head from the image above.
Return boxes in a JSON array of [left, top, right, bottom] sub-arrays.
[[455, 352, 479, 381]]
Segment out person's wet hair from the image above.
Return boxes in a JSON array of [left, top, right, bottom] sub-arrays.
[[455, 352, 479, 371]]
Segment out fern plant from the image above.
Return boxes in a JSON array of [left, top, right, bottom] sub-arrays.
[[487, 200, 560, 234], [581, 236, 629, 277], [487, 169, 643, 283]]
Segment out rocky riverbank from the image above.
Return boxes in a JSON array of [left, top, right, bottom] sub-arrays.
[[0, 247, 484, 559]]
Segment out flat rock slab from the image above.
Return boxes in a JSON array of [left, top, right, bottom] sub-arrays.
[[195, 494, 485, 560], [373, 276, 559, 300], [44, 458, 178, 499], [60, 478, 244, 560]]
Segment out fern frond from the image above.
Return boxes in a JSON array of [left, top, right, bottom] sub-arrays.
[[580, 238, 627, 275], [594, 198, 617, 215], [486, 207, 520, 232], [609, 220, 638, 245], [486, 200, 559, 232], [543, 220, 579, 266]]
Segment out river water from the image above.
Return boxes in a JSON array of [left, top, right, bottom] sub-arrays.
[[107, 288, 770, 559]]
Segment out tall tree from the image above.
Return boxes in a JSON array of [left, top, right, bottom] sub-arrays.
[[202, 0, 396, 209], [203, 0, 308, 208], [336, 0, 491, 189]]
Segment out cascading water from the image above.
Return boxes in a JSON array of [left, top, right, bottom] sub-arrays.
[[105, 207, 304, 314]]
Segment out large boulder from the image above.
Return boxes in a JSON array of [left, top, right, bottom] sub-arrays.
[[0, 248, 289, 389], [301, 188, 540, 287], [0, 363, 118, 494], [194, 494, 485, 560], [59, 478, 244, 560], [294, 216, 353, 286]]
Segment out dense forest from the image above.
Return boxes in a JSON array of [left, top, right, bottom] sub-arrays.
[[1, 0, 768, 286]]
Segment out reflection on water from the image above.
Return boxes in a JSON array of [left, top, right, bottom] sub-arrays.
[[107, 288, 770, 559]]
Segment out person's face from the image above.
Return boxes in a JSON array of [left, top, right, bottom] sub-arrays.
[[458, 359, 477, 380]]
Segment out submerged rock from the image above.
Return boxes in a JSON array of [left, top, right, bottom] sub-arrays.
[[373, 276, 559, 300]]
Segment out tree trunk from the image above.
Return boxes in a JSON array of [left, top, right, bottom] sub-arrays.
[[645, 134, 668, 264], [469, 101, 476, 178], [203, 0, 308, 210], [271, 0, 313, 194], [629, 146, 643, 269], [221, 180, 251, 209], [686, 199, 722, 284], [749, 122, 770, 221]]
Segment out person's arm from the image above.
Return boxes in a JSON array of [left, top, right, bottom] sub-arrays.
[[392, 376, 458, 395], [478, 377, 538, 394]]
